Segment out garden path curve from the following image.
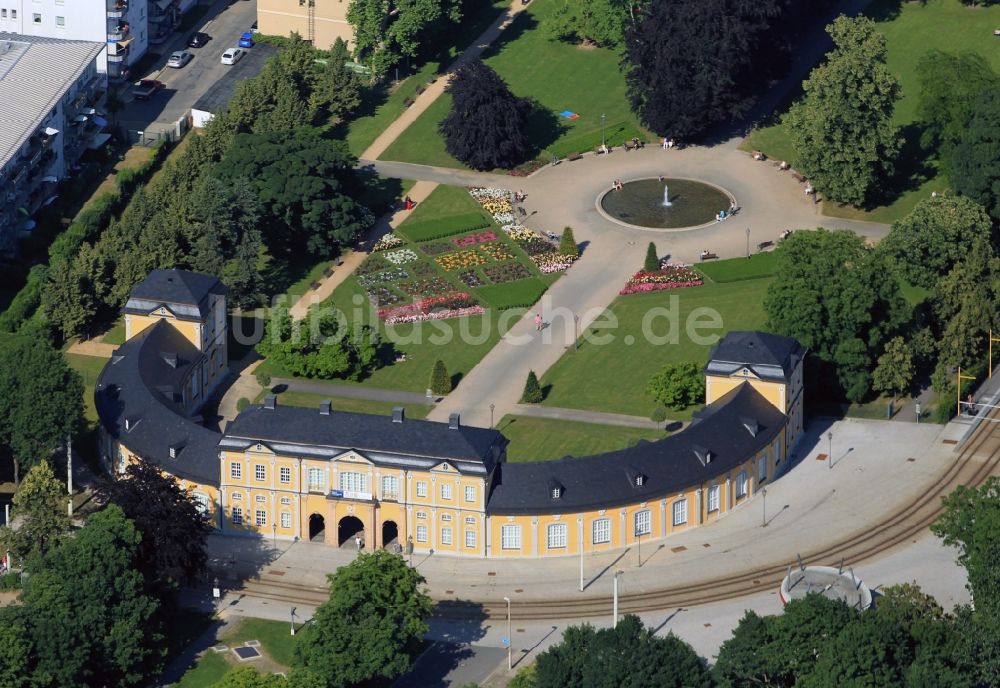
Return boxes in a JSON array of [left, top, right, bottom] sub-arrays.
[[363, 145, 890, 428]]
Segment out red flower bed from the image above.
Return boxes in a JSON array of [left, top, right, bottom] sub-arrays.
[[619, 266, 704, 295], [450, 231, 498, 248]]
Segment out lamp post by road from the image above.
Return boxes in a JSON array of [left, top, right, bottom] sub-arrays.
[[601, 113, 606, 147], [503, 596, 512, 670], [761, 486, 767, 527], [490, 403, 495, 429], [613, 570, 623, 628], [290, 607, 296, 636], [746, 227, 751, 259], [579, 519, 584, 592], [827, 432, 833, 470], [574, 314, 580, 350]]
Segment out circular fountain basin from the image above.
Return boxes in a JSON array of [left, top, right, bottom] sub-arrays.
[[598, 178, 734, 230]]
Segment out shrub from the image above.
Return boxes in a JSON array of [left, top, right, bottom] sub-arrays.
[[0, 572, 21, 591], [643, 242, 659, 273], [430, 359, 451, 395], [646, 362, 703, 410], [236, 398, 251, 412], [650, 406, 668, 423], [521, 370, 543, 403], [255, 371, 272, 389], [559, 227, 578, 257]]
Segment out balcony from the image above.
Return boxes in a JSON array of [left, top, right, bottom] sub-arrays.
[[107, 0, 128, 18], [107, 22, 130, 41], [107, 38, 132, 63]]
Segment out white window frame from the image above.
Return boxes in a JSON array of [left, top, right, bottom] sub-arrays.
[[280, 512, 291, 529], [707, 485, 720, 513], [339, 471, 366, 494], [440, 483, 452, 500], [230, 462, 242, 480], [382, 475, 398, 500], [416, 481, 428, 498], [279, 496, 291, 506], [758, 455, 767, 482], [592, 518, 611, 544], [465, 529, 476, 548], [255, 510, 267, 527], [307, 467, 324, 491], [54, 15, 64, 27], [501, 524, 521, 550], [192, 492, 209, 515], [254, 464, 265, 481], [255, 494, 266, 503], [672, 499, 688, 526], [279, 466, 291, 484], [441, 527, 453, 545], [416, 524, 428, 542], [231, 506, 243, 525], [464, 516, 476, 525], [736, 471, 748, 498], [440, 513, 452, 522], [634, 510, 651, 536], [231, 491, 242, 501], [464, 485, 476, 502], [547, 523, 567, 549]]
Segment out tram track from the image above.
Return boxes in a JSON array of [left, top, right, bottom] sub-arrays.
[[239, 408, 1000, 621]]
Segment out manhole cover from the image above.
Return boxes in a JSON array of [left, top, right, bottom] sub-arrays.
[[268, 570, 286, 576], [245, 640, 261, 647], [942, 439, 958, 445], [212, 645, 228, 653], [232, 646, 261, 661], [671, 546, 687, 553], [816, 453, 828, 461]]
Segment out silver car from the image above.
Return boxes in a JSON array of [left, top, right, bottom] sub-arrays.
[[167, 50, 193, 68], [220, 48, 244, 65]]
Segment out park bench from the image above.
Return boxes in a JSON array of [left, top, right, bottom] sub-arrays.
[[700, 252, 719, 261], [757, 241, 774, 252], [403, 98, 414, 108], [323, 268, 334, 278], [566, 152, 583, 162], [792, 173, 806, 183]]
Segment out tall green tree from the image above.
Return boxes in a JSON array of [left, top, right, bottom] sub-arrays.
[[643, 241, 659, 272], [534, 615, 711, 688], [213, 667, 288, 687], [0, 461, 69, 567], [786, 16, 902, 207], [559, 227, 579, 258], [439, 60, 532, 171], [879, 195, 993, 290], [310, 38, 363, 122], [764, 229, 908, 401], [872, 336, 914, 401], [950, 88, 1000, 221], [0, 606, 32, 688], [646, 362, 703, 410], [95, 460, 212, 589], [347, 0, 461, 79], [0, 334, 83, 484], [430, 359, 451, 395], [521, 370, 543, 404], [293, 550, 431, 687], [543, 0, 627, 49], [23, 505, 162, 687]]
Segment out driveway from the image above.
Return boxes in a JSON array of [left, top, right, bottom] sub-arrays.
[[117, 0, 261, 135]]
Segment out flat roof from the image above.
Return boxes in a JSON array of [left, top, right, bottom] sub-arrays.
[[0, 33, 103, 170]]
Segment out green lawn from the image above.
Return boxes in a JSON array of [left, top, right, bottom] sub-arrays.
[[396, 184, 492, 242], [498, 415, 669, 462], [379, 0, 649, 167], [175, 651, 228, 688], [541, 278, 773, 417], [256, 389, 431, 420], [174, 618, 296, 688], [102, 321, 126, 345], [746, 0, 1000, 224], [698, 253, 778, 283], [65, 353, 109, 423]]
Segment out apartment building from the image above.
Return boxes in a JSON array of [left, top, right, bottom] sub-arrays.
[[257, 0, 352, 50], [0, 33, 105, 254], [0, 0, 149, 78]]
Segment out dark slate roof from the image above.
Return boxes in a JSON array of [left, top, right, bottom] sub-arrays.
[[703, 331, 806, 383], [486, 383, 785, 515], [222, 403, 505, 476], [125, 269, 228, 321], [95, 319, 221, 485]]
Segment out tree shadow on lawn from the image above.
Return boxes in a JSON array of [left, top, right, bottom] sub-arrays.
[[526, 101, 568, 159]]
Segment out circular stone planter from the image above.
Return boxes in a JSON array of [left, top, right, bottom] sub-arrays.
[[596, 177, 736, 231]]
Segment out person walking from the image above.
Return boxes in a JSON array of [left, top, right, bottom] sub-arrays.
[[534, 313, 542, 331], [355, 535, 362, 551], [662, 137, 669, 150], [915, 401, 921, 423]]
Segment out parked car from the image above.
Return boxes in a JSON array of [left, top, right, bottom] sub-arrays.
[[187, 32, 210, 48], [167, 50, 193, 68], [238, 32, 254, 48], [131, 79, 164, 100], [220, 48, 244, 65]]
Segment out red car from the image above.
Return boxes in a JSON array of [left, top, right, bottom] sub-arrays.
[[131, 79, 164, 100]]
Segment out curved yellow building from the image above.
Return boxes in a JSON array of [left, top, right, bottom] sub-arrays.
[[96, 269, 806, 559]]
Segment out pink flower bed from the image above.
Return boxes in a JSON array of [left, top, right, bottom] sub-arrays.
[[450, 231, 498, 248], [378, 292, 484, 324], [619, 266, 704, 295]]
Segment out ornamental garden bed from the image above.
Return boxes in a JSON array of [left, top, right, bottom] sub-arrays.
[[619, 264, 704, 295]]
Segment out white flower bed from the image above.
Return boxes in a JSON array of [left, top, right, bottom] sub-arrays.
[[372, 233, 406, 252], [383, 248, 418, 265]]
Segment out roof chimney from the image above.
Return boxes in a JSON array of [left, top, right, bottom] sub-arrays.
[[319, 400, 331, 416], [448, 413, 460, 430], [263, 394, 277, 410], [392, 406, 405, 423]]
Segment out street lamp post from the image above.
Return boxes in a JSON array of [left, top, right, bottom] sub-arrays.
[[503, 596, 512, 670], [601, 113, 606, 147], [574, 314, 580, 351], [761, 486, 767, 527], [827, 432, 833, 470], [490, 403, 495, 429], [613, 570, 623, 628], [578, 519, 584, 592], [290, 607, 296, 636], [746, 227, 751, 259]]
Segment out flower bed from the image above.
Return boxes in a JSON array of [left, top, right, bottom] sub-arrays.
[[468, 187, 517, 227], [398, 277, 453, 297], [619, 265, 704, 295], [533, 251, 577, 274], [436, 249, 488, 271], [383, 248, 419, 265], [515, 235, 553, 256], [372, 233, 406, 252], [479, 242, 513, 261], [358, 267, 409, 287], [355, 254, 390, 276], [484, 262, 532, 283], [379, 292, 485, 324], [411, 261, 437, 277], [450, 230, 498, 248], [367, 286, 405, 307], [419, 241, 454, 256], [457, 270, 485, 288]]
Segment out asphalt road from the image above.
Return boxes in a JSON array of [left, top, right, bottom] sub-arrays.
[[393, 642, 508, 688], [117, 0, 261, 134]]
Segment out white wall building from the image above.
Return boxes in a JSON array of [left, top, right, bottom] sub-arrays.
[[0, 33, 105, 254], [0, 0, 149, 79]]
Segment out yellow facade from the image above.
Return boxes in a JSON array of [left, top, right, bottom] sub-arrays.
[[258, 0, 353, 50]]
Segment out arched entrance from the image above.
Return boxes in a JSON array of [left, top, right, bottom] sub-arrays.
[[382, 520, 399, 550], [338, 515, 365, 548], [308, 514, 325, 542]]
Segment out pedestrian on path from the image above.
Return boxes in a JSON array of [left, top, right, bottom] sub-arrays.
[[915, 401, 921, 423], [355, 536, 362, 551], [534, 313, 542, 331], [662, 137, 669, 150]]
